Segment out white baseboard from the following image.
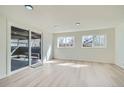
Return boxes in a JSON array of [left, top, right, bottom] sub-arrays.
[[0, 74, 6, 79], [115, 63, 124, 69], [53, 58, 114, 64], [54, 58, 115, 64]]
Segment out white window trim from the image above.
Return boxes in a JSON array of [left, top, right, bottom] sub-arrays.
[[57, 36, 75, 48], [81, 35, 107, 48], [93, 35, 107, 48], [81, 35, 93, 48]]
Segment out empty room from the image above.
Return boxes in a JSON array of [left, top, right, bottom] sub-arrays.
[[0, 5, 124, 87]]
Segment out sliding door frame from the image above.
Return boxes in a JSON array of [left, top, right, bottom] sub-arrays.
[[30, 30, 43, 66], [7, 21, 43, 76]]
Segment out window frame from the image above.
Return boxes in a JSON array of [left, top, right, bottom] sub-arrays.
[[82, 35, 93, 48], [57, 36, 75, 48], [81, 35, 107, 48]]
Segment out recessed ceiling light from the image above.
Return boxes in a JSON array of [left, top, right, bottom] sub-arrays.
[[25, 5, 33, 10], [76, 22, 80, 26]]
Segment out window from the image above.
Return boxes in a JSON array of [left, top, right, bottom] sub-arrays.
[[93, 35, 106, 48], [82, 35, 93, 48], [57, 37, 74, 48], [82, 35, 106, 48]]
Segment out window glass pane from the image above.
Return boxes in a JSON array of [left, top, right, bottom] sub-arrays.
[[57, 37, 74, 48], [11, 26, 29, 71], [58, 37, 65, 47], [82, 35, 93, 47], [66, 37, 74, 47], [31, 32, 41, 65], [11, 39, 18, 47], [93, 35, 105, 47]]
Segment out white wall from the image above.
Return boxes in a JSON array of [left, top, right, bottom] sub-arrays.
[[0, 14, 7, 79], [53, 28, 115, 63], [115, 23, 124, 68], [43, 32, 53, 62]]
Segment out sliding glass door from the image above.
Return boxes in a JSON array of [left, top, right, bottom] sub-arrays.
[[11, 26, 42, 72], [11, 26, 29, 71], [31, 32, 41, 65]]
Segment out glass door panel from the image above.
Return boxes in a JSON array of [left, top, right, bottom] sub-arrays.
[[31, 32, 41, 65], [11, 26, 29, 71]]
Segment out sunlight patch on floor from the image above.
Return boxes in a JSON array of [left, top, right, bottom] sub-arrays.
[[45, 60, 59, 64]]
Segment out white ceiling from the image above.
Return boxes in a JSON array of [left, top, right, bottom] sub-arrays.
[[0, 5, 124, 33]]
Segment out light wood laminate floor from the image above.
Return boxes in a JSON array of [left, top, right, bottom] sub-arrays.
[[0, 59, 124, 87]]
